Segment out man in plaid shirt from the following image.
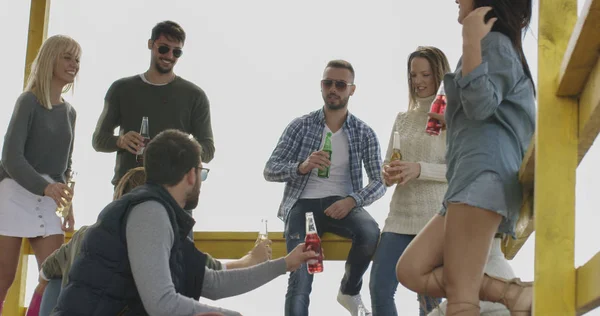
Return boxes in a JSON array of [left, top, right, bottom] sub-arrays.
[[264, 60, 385, 316]]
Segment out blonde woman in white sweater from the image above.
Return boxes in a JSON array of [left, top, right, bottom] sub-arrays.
[[369, 46, 450, 316]]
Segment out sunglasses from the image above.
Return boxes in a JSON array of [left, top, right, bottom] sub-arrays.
[[195, 167, 210, 181], [321, 79, 354, 91], [157, 45, 183, 58]]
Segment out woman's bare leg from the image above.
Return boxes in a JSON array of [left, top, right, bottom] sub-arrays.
[[0, 236, 23, 302], [397, 205, 533, 315], [443, 203, 501, 315], [29, 234, 64, 269]]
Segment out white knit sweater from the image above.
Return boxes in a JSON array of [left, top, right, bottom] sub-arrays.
[[382, 95, 448, 235]]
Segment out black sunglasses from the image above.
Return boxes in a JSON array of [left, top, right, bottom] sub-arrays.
[[321, 79, 354, 91], [157, 45, 183, 58]]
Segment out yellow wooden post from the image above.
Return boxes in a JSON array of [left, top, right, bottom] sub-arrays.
[[4, 242, 31, 316], [4, 0, 51, 314], [534, 0, 578, 315], [23, 0, 51, 88]]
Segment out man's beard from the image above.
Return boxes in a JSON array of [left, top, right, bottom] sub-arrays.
[[154, 60, 173, 74], [324, 94, 349, 110], [183, 179, 200, 211]]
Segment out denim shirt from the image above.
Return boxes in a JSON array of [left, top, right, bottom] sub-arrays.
[[443, 32, 536, 236], [264, 108, 386, 222]]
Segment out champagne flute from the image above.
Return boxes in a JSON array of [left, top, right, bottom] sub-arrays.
[[358, 304, 367, 316], [257, 219, 268, 242], [56, 171, 77, 218]]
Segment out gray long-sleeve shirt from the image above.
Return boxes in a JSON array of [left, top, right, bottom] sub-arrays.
[[126, 201, 287, 316], [0, 92, 76, 195]]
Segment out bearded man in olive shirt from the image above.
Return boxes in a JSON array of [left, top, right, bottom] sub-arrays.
[[93, 20, 215, 187]]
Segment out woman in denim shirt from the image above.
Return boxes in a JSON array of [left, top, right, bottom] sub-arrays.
[[396, 0, 536, 315]]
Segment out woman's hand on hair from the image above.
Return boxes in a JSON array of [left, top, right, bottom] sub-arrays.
[[462, 6, 498, 44]]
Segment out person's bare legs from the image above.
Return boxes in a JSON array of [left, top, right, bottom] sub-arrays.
[[443, 203, 500, 315], [29, 234, 64, 268], [0, 236, 23, 304], [397, 206, 533, 315]]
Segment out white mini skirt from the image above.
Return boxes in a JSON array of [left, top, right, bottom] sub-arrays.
[[0, 176, 63, 238]]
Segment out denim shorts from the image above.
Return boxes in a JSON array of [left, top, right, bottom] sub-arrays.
[[438, 171, 509, 221]]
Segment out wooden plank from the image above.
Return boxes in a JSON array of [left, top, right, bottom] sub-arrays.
[[511, 57, 600, 258], [534, 0, 579, 315], [501, 194, 534, 260], [576, 251, 600, 315], [518, 136, 536, 190], [27, 231, 353, 260], [558, 0, 600, 96], [4, 242, 31, 316], [22, 0, 51, 87], [193, 231, 351, 260], [578, 57, 600, 163]]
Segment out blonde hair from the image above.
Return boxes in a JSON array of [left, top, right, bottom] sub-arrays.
[[24, 35, 82, 110], [406, 46, 450, 111], [113, 167, 147, 200]]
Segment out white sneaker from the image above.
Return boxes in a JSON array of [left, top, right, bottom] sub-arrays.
[[337, 290, 372, 316]]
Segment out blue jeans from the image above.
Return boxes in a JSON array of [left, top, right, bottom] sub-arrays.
[[40, 278, 62, 316], [284, 197, 380, 316], [370, 232, 441, 316]]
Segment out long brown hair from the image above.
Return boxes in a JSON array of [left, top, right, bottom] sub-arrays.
[[474, 0, 535, 94], [406, 46, 451, 109], [113, 167, 146, 200]]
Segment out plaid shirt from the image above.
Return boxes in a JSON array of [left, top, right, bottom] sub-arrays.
[[264, 108, 386, 221]]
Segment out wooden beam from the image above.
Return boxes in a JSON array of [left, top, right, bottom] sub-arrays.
[[534, 0, 578, 315], [5, 0, 51, 315], [578, 57, 600, 163], [4, 242, 31, 316], [23, 0, 51, 87], [576, 251, 600, 315], [26, 231, 353, 261], [501, 194, 534, 260], [558, 0, 600, 96], [518, 136, 536, 190], [511, 57, 600, 259], [193, 231, 351, 260]]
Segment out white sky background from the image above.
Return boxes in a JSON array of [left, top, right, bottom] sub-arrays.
[[1, 0, 599, 315]]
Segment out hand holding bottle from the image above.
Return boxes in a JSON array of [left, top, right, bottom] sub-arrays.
[[117, 131, 145, 154], [298, 151, 331, 175], [284, 243, 317, 272]]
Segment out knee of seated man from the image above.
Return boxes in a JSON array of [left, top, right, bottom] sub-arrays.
[[354, 222, 380, 251]]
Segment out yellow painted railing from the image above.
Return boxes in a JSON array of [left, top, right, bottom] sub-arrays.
[[6, 231, 351, 315], [500, 0, 600, 314], [4, 0, 600, 314]]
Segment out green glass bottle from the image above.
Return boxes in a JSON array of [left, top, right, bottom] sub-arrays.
[[318, 132, 332, 178]]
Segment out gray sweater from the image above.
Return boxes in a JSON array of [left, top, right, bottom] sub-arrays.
[[0, 91, 76, 195], [126, 201, 288, 316], [92, 76, 215, 186]]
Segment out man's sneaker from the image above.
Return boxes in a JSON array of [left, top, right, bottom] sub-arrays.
[[337, 290, 372, 316]]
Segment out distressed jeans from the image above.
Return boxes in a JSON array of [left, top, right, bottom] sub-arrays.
[[284, 196, 380, 316]]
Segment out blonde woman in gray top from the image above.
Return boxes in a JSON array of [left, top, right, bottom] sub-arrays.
[[0, 35, 80, 314]]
